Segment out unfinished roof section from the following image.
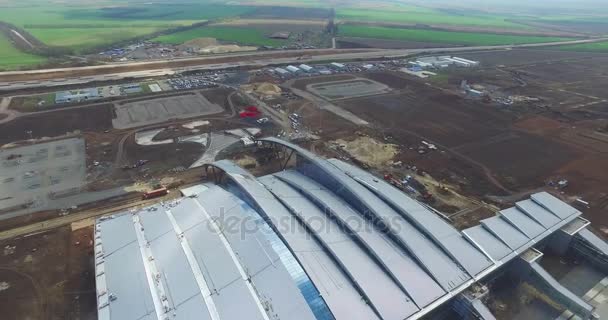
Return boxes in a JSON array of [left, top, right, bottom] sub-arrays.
[[464, 192, 581, 264]]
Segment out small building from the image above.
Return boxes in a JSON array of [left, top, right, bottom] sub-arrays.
[[452, 57, 480, 67], [274, 67, 289, 76], [299, 64, 313, 72], [467, 89, 485, 98], [286, 65, 300, 73], [410, 61, 433, 68], [269, 31, 291, 39], [55, 88, 100, 104], [445, 58, 471, 67], [330, 62, 345, 69], [121, 83, 142, 94]]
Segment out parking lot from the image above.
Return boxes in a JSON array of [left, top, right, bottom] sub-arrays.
[[0, 136, 86, 217], [112, 92, 224, 129], [306, 78, 391, 100], [168, 76, 219, 90]]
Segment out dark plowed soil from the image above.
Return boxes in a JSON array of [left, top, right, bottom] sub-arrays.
[[0, 226, 96, 320], [0, 104, 113, 145]]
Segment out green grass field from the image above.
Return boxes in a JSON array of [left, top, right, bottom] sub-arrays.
[[556, 41, 608, 52], [0, 33, 46, 70], [153, 26, 287, 47], [0, 4, 254, 52], [338, 25, 573, 46], [336, 8, 526, 29], [27, 27, 163, 50]]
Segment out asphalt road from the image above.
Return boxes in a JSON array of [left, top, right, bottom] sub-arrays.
[[0, 37, 607, 92]]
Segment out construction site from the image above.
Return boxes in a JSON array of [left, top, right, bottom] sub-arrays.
[[0, 46, 608, 320]]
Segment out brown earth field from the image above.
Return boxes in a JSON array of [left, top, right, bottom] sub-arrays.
[[456, 48, 608, 67], [337, 37, 463, 49], [0, 226, 97, 320], [414, 49, 608, 230], [0, 104, 113, 145], [444, 50, 608, 112], [294, 71, 593, 199], [122, 136, 204, 173]]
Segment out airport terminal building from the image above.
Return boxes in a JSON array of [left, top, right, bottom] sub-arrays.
[[94, 138, 608, 320]]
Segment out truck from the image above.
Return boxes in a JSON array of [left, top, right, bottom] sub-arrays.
[[142, 187, 169, 200]]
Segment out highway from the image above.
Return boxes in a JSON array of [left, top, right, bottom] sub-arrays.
[[0, 37, 607, 91]]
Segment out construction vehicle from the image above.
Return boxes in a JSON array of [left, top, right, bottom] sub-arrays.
[[142, 187, 169, 200], [383, 174, 404, 190], [420, 191, 435, 203]]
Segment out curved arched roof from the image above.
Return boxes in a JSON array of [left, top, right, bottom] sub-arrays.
[[93, 137, 584, 320], [204, 138, 582, 320]]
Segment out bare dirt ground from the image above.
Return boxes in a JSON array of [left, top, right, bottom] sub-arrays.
[[385, 49, 608, 231], [0, 225, 96, 320], [288, 52, 608, 229], [333, 136, 398, 167], [0, 104, 113, 145]]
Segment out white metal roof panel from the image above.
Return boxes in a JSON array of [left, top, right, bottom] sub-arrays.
[[481, 217, 529, 250], [138, 205, 172, 241], [180, 184, 209, 197], [577, 228, 608, 254], [98, 214, 137, 255], [168, 199, 206, 232], [199, 191, 276, 275], [214, 278, 266, 320], [463, 225, 512, 261], [104, 241, 156, 320], [178, 216, 241, 293], [264, 176, 419, 320], [516, 199, 561, 228], [275, 170, 445, 307], [329, 159, 491, 276], [257, 175, 383, 320], [500, 207, 545, 239], [298, 164, 470, 289], [174, 296, 212, 320], [196, 187, 317, 320], [258, 138, 472, 290], [531, 192, 579, 219], [172, 201, 266, 320], [148, 231, 202, 309]]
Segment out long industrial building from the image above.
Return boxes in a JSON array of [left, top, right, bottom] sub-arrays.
[[94, 138, 608, 320]]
